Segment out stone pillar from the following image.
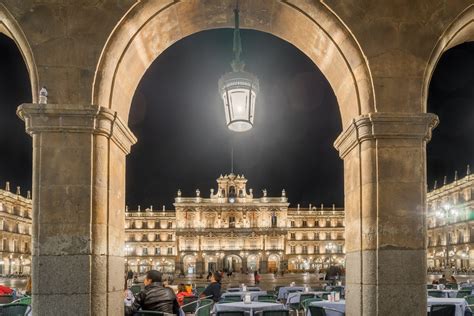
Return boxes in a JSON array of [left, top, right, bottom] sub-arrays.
[[17, 104, 136, 316], [334, 113, 438, 316]]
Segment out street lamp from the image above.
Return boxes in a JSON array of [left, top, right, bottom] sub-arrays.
[[218, 2, 259, 132], [436, 203, 458, 270]]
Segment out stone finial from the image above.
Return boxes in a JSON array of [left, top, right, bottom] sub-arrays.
[[262, 189, 267, 197], [162, 205, 165, 212], [332, 204, 335, 210], [249, 188, 253, 194], [177, 189, 182, 197], [281, 189, 286, 197], [125, 205, 129, 212], [454, 170, 458, 181], [27, 191, 31, 199], [297, 204, 300, 210], [321, 203, 324, 210], [467, 164, 471, 175], [196, 189, 200, 197], [210, 188, 214, 196], [16, 186, 20, 195], [150, 205, 153, 212], [39, 86, 48, 104], [443, 176, 447, 186], [5, 182, 10, 192], [433, 180, 438, 190], [309, 203, 312, 210], [138, 205, 141, 212]]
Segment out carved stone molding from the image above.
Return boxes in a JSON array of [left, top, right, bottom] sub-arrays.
[[17, 103, 137, 154], [334, 112, 439, 158]]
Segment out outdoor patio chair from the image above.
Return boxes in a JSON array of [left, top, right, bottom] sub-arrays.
[[227, 288, 241, 292], [216, 311, 246, 316], [255, 310, 290, 316], [301, 298, 322, 314], [222, 295, 242, 302], [130, 284, 143, 295], [0, 295, 14, 305], [11, 296, 31, 305], [182, 296, 199, 313], [465, 295, 474, 312], [427, 304, 456, 316], [133, 311, 165, 316], [257, 295, 277, 302], [428, 291, 445, 298], [427, 284, 436, 289], [445, 283, 458, 290], [456, 289, 471, 298], [308, 305, 345, 316], [298, 294, 316, 310], [0, 303, 31, 316], [195, 285, 207, 296], [195, 300, 213, 316]]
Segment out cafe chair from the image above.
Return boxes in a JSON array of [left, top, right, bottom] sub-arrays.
[[308, 306, 345, 316], [428, 291, 446, 298], [195, 299, 214, 316], [427, 304, 456, 316], [301, 298, 322, 314], [445, 284, 458, 290], [257, 295, 278, 302], [0, 303, 31, 316], [133, 312, 165, 316], [130, 284, 143, 295], [255, 310, 290, 316], [216, 311, 246, 316], [181, 296, 199, 314], [456, 290, 471, 298]]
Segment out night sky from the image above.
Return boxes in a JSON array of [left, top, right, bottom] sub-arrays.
[[0, 31, 472, 209]]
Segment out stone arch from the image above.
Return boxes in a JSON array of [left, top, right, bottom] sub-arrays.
[[423, 4, 474, 110], [0, 3, 38, 103], [92, 0, 374, 129]]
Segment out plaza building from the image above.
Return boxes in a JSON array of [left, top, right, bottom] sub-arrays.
[[427, 167, 474, 271], [124, 173, 345, 275], [0, 182, 32, 275]]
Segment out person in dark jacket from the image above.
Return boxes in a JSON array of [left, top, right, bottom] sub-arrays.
[[200, 272, 222, 302], [125, 270, 179, 315]]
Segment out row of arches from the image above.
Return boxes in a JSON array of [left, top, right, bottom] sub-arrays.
[[1, 1, 474, 315]]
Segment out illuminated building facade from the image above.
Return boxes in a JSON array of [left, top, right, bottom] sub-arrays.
[[427, 168, 474, 270], [0, 182, 32, 275], [124, 173, 345, 274]]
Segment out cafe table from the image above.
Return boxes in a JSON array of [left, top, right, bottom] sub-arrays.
[[213, 301, 286, 316], [277, 286, 305, 300], [221, 291, 268, 301], [307, 300, 345, 316], [427, 297, 468, 316]]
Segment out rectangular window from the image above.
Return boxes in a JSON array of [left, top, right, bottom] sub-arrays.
[[167, 221, 173, 229], [314, 245, 319, 254], [155, 247, 160, 255], [314, 220, 319, 227], [290, 233, 296, 240], [167, 247, 173, 255], [142, 234, 147, 242], [24, 242, 29, 253], [168, 233, 173, 241], [290, 221, 295, 228], [302, 233, 308, 240], [290, 246, 295, 254], [302, 246, 308, 254], [13, 240, 18, 252], [142, 247, 148, 255], [229, 216, 236, 228], [302, 220, 307, 227]]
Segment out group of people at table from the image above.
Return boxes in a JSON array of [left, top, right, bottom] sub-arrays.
[[123, 270, 344, 316], [124, 270, 474, 316]]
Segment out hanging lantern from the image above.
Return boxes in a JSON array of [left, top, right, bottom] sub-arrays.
[[218, 4, 259, 132]]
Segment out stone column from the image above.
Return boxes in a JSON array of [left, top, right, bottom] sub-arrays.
[[334, 113, 438, 316], [17, 104, 136, 316]]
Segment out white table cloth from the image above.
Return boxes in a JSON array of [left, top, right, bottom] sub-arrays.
[[222, 291, 268, 301], [213, 301, 286, 316], [307, 300, 345, 316], [427, 297, 468, 316], [428, 289, 473, 298], [277, 287, 305, 299]]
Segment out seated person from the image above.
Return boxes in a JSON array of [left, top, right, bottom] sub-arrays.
[[200, 272, 222, 302], [125, 270, 179, 316], [176, 283, 192, 306]]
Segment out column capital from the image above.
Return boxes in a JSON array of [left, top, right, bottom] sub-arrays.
[[17, 103, 137, 154], [334, 112, 438, 158]]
